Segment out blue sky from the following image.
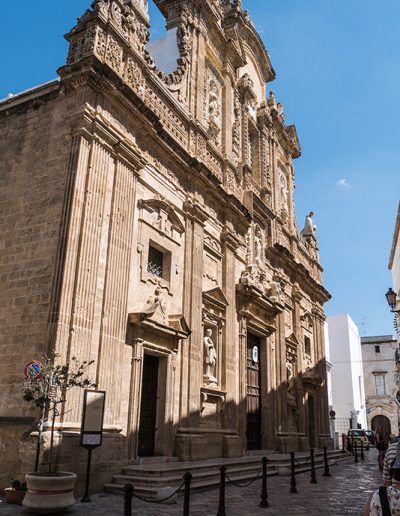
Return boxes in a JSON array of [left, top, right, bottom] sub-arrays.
[[1, 1, 398, 336]]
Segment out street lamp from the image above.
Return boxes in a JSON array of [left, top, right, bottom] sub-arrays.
[[386, 288, 398, 312]]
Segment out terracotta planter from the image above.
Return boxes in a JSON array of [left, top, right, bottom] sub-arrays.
[[23, 471, 77, 514], [4, 487, 26, 505]]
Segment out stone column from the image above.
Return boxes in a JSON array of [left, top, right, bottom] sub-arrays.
[[96, 160, 137, 427], [221, 225, 240, 432], [181, 199, 208, 426], [238, 317, 248, 448], [126, 326, 144, 460], [61, 138, 115, 424], [262, 330, 276, 450], [313, 308, 331, 445], [293, 288, 306, 434], [277, 312, 287, 433], [50, 133, 91, 362]]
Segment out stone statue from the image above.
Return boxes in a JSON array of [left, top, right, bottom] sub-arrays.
[[208, 80, 220, 122], [254, 226, 263, 264], [203, 328, 217, 383], [279, 171, 288, 214], [300, 211, 317, 238]]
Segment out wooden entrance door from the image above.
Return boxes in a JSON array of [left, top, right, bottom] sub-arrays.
[[138, 355, 159, 456], [371, 415, 391, 442], [246, 333, 262, 450]]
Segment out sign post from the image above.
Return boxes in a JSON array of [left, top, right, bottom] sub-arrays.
[[80, 390, 106, 503], [24, 360, 44, 472]]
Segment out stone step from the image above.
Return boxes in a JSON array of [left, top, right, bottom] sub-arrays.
[[114, 463, 274, 488], [105, 449, 352, 497]]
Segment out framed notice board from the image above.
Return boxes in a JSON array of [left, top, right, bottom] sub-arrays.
[[80, 390, 106, 448]]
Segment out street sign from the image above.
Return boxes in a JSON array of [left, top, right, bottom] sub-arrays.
[[24, 361, 42, 380]]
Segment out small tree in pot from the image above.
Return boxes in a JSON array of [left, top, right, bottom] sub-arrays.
[[22, 355, 96, 514]]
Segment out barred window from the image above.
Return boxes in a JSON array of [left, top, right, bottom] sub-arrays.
[[147, 246, 164, 278]]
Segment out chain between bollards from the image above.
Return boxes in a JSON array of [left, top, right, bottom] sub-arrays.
[[217, 465, 226, 516], [123, 483, 134, 516], [259, 456, 269, 508], [360, 440, 365, 461], [322, 446, 331, 477], [183, 471, 192, 516], [310, 448, 317, 484], [354, 440, 358, 463], [290, 452, 297, 494]]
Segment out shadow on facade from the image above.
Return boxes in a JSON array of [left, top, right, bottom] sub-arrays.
[[0, 355, 332, 493]]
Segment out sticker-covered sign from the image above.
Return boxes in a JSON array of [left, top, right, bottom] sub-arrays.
[[24, 361, 43, 380]]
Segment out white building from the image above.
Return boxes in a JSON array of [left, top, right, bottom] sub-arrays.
[[389, 202, 400, 335], [361, 335, 398, 439], [324, 322, 336, 444], [327, 314, 367, 441]]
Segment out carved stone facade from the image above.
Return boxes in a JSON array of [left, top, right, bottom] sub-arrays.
[[0, 0, 332, 490]]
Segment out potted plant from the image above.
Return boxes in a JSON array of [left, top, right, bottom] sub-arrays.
[[21, 355, 96, 514], [4, 479, 27, 505]]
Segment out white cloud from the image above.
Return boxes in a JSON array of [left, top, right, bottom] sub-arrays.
[[336, 178, 351, 188]]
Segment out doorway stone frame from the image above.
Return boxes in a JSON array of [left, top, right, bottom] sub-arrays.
[[126, 312, 190, 461]]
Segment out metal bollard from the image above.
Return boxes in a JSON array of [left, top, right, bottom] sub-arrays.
[[322, 446, 331, 477], [123, 483, 134, 516], [183, 471, 192, 516], [290, 452, 297, 494], [260, 456, 269, 508], [217, 465, 226, 516], [360, 440, 365, 461], [310, 448, 317, 484], [354, 440, 358, 463]]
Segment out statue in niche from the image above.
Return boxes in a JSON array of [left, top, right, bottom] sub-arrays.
[[203, 328, 217, 384], [279, 171, 288, 214], [254, 226, 263, 264], [300, 211, 317, 238], [208, 80, 221, 123]]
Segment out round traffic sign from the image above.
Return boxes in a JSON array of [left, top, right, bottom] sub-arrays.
[[24, 360, 43, 380]]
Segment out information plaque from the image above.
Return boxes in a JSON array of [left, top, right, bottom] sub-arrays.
[[80, 390, 106, 449]]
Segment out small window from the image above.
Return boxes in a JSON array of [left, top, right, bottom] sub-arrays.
[[147, 243, 171, 283], [304, 336, 311, 355], [375, 345, 381, 353], [147, 246, 164, 278], [375, 374, 386, 396]]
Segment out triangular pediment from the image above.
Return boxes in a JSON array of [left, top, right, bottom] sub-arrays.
[[286, 332, 301, 348], [203, 287, 229, 310]]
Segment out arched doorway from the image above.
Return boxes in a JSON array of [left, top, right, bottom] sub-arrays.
[[371, 415, 391, 442]]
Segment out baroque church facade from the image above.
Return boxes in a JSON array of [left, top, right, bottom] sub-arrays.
[[0, 0, 332, 487]]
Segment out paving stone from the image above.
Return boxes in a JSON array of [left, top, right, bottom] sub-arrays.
[[0, 449, 383, 515]]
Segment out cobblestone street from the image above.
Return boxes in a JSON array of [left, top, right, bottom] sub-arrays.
[[0, 449, 383, 515]]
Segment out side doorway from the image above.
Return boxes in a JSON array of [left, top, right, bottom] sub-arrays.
[[246, 333, 262, 450], [138, 354, 159, 456]]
